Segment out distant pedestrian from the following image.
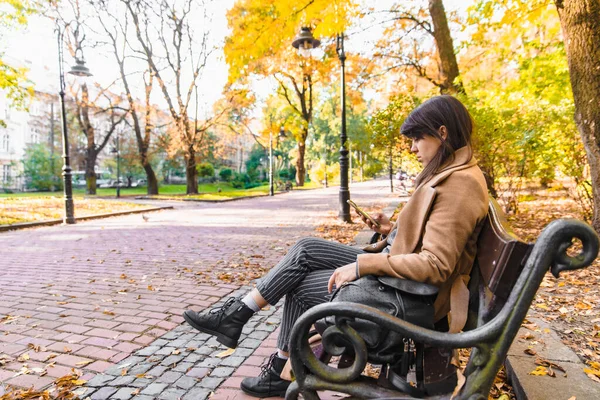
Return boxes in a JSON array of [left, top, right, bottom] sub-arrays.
[[183, 95, 489, 398]]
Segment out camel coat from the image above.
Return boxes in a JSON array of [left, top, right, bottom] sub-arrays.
[[357, 146, 488, 333]]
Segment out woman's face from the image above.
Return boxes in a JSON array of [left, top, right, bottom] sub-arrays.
[[410, 134, 442, 168]]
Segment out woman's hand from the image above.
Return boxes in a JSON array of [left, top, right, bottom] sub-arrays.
[[358, 212, 393, 236], [328, 263, 359, 293]]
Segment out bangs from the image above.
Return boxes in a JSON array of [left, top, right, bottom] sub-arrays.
[[400, 128, 424, 140]]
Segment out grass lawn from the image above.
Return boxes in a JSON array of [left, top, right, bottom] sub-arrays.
[[0, 196, 149, 225]]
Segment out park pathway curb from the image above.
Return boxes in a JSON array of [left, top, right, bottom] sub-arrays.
[[505, 317, 600, 400], [0, 206, 173, 232]]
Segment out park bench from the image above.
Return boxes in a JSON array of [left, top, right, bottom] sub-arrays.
[[286, 198, 599, 399]]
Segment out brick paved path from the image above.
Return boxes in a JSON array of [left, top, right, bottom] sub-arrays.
[[0, 180, 397, 398]]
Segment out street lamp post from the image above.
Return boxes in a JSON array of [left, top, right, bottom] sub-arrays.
[[291, 27, 351, 222], [336, 33, 351, 223], [269, 130, 274, 196], [56, 22, 92, 224], [112, 132, 121, 198]]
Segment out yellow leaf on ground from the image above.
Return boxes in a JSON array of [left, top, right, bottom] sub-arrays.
[[216, 348, 236, 358], [529, 366, 548, 376], [75, 360, 93, 367]]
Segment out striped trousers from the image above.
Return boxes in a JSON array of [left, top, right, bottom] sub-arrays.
[[256, 237, 365, 352]]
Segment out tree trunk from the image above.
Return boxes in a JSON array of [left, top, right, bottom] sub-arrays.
[[428, 0, 464, 94], [555, 0, 600, 232], [296, 141, 306, 187], [143, 160, 158, 195], [185, 144, 198, 194], [85, 154, 97, 195]]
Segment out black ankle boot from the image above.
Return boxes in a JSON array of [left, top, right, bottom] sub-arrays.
[[183, 297, 254, 348], [240, 353, 290, 398]]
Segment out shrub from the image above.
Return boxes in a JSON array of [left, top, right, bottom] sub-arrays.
[[197, 162, 215, 178], [219, 168, 233, 182]]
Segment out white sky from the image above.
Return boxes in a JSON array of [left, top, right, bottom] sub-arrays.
[[2, 0, 472, 118]]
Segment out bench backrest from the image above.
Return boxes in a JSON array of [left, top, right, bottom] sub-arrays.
[[466, 198, 532, 328]]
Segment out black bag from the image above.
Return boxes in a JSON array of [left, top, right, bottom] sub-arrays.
[[321, 275, 438, 364]]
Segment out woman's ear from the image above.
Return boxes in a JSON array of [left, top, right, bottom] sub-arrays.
[[439, 126, 448, 140]]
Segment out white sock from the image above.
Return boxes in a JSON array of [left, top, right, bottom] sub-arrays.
[[241, 294, 261, 313], [277, 350, 289, 360]]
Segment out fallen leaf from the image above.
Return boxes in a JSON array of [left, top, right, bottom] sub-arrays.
[[216, 348, 236, 358], [529, 366, 549, 376], [75, 360, 93, 367], [524, 348, 537, 356]]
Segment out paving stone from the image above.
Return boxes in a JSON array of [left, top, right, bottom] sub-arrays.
[[205, 337, 223, 348], [161, 331, 181, 340], [111, 387, 137, 400], [248, 330, 269, 340], [219, 356, 245, 367], [157, 370, 183, 384], [194, 346, 215, 356], [91, 387, 117, 400], [132, 396, 155, 400], [174, 375, 197, 390], [238, 338, 262, 349], [210, 367, 234, 377], [182, 388, 211, 400], [178, 333, 197, 341], [185, 340, 204, 349], [73, 387, 95, 398], [86, 374, 115, 387], [254, 324, 277, 332], [147, 365, 169, 377], [199, 376, 224, 390], [155, 346, 175, 356], [127, 363, 154, 376], [161, 354, 184, 366], [141, 382, 169, 396], [136, 345, 161, 356], [231, 348, 254, 357], [158, 388, 187, 400], [198, 357, 221, 368], [183, 352, 205, 363], [150, 339, 169, 347], [172, 361, 194, 373], [130, 377, 154, 388], [110, 375, 136, 387], [186, 367, 209, 378], [169, 338, 189, 347]]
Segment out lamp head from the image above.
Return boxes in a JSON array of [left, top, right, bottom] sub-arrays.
[[69, 57, 92, 77], [279, 126, 287, 138], [292, 27, 320, 57]]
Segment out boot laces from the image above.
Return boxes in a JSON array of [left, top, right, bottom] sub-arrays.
[[259, 353, 278, 379], [208, 297, 237, 315]]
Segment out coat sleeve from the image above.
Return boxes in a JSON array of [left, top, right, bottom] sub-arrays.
[[356, 172, 488, 286]]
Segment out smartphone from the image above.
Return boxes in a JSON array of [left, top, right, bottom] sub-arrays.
[[347, 200, 381, 227]]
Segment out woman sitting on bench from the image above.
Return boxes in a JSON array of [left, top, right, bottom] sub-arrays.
[[183, 94, 489, 398]]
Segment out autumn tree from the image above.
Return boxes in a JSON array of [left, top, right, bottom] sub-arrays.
[[368, 95, 418, 192], [369, 0, 463, 94], [224, 0, 357, 186], [125, 0, 220, 194], [0, 0, 39, 125], [554, 0, 600, 232], [93, 0, 160, 194]]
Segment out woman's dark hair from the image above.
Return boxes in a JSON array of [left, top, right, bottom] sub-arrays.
[[400, 95, 474, 187]]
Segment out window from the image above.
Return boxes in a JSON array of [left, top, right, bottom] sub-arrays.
[[29, 127, 39, 144], [2, 165, 10, 183]]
